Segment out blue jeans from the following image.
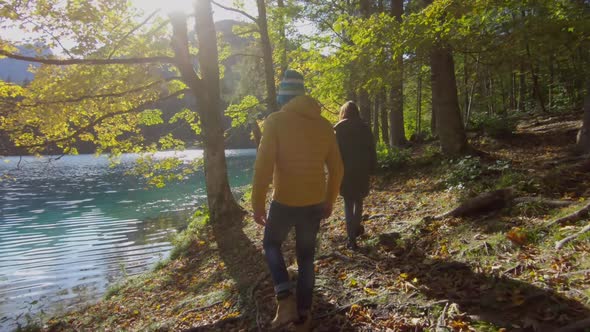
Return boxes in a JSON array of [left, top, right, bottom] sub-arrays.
[[263, 201, 322, 312], [344, 197, 363, 242]]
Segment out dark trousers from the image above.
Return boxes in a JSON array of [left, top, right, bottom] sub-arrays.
[[263, 201, 322, 312], [344, 197, 363, 242]]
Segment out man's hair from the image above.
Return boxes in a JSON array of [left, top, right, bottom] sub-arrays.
[[340, 101, 360, 120]]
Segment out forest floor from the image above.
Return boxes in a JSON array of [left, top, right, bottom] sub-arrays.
[[44, 112, 590, 332]]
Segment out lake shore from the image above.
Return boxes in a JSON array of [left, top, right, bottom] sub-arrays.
[[42, 114, 590, 332]]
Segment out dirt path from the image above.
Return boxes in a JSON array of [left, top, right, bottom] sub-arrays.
[[47, 114, 590, 332]]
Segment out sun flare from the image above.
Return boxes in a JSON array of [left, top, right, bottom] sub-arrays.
[[130, 0, 195, 14]]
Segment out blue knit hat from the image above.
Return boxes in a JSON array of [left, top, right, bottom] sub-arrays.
[[277, 69, 305, 106]]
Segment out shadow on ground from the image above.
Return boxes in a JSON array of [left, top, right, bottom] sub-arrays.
[[338, 230, 590, 331]]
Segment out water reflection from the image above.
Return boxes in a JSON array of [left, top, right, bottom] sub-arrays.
[[0, 150, 255, 330]]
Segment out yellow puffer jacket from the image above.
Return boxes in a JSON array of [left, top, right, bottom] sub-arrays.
[[251, 95, 344, 213]]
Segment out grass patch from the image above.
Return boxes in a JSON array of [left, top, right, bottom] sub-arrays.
[[169, 210, 209, 261]]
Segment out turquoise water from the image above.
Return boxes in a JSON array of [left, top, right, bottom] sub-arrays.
[[0, 150, 255, 331]]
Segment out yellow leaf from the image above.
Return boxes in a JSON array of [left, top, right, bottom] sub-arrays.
[[363, 287, 377, 295]]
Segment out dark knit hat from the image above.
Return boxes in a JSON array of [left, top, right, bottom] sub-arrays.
[[277, 69, 305, 106]]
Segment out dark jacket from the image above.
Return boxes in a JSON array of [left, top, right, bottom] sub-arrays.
[[334, 118, 377, 199]]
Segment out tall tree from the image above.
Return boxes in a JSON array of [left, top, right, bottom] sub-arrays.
[[379, 89, 390, 146], [577, 80, 590, 154], [358, 0, 372, 125], [256, 0, 279, 114], [430, 46, 468, 155], [389, 0, 407, 147], [170, 7, 243, 226], [423, 0, 468, 155]]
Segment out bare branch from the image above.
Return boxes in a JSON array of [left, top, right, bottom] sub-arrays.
[[23, 18, 75, 59], [20, 76, 183, 107], [211, 1, 258, 23], [0, 49, 175, 65], [108, 9, 161, 59], [16, 89, 190, 149]]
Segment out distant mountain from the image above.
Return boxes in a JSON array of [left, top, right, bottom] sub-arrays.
[[0, 45, 51, 84]]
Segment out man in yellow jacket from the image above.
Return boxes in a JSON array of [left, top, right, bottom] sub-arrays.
[[252, 70, 344, 331]]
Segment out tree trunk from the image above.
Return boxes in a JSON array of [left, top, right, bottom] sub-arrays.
[[577, 80, 590, 154], [257, 0, 279, 114], [389, 84, 406, 146], [373, 97, 380, 144], [380, 89, 390, 146], [488, 74, 495, 115], [510, 69, 516, 110], [549, 54, 555, 110], [430, 46, 468, 155], [170, 5, 243, 228], [389, 0, 407, 147], [359, 89, 371, 126], [431, 81, 437, 137], [522, 10, 546, 113], [416, 72, 423, 135], [172, 3, 267, 307], [358, 0, 371, 126], [463, 54, 469, 119], [276, 0, 288, 78], [499, 73, 507, 113], [518, 62, 526, 111]]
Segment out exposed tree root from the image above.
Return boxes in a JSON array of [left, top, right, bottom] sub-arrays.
[[426, 189, 514, 221], [424, 188, 578, 222], [555, 223, 590, 250], [546, 202, 590, 227], [513, 196, 574, 208]]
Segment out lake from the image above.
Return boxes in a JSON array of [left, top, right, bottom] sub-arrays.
[[0, 150, 256, 331]]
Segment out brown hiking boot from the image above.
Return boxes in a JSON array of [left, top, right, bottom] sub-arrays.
[[294, 310, 312, 332], [270, 294, 298, 329]]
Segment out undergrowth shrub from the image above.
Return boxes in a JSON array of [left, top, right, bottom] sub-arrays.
[[470, 113, 518, 138], [443, 156, 483, 188], [377, 144, 411, 171]]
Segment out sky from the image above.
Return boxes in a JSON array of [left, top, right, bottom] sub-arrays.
[[129, 0, 256, 21], [1, 0, 257, 50]]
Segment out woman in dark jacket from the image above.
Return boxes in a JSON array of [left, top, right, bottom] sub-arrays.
[[334, 101, 377, 250]]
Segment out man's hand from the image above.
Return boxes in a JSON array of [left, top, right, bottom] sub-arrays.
[[253, 210, 267, 226], [321, 203, 333, 220]]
